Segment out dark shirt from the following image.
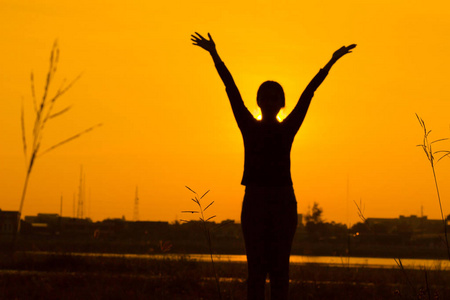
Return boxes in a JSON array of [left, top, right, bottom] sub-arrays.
[[215, 61, 329, 186]]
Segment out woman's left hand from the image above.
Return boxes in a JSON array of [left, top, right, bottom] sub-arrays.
[[332, 44, 357, 61]]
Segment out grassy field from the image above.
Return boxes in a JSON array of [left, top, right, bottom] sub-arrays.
[[0, 252, 449, 299]]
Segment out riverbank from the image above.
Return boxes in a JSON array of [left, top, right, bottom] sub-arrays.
[[1, 251, 449, 299], [4, 235, 450, 260]]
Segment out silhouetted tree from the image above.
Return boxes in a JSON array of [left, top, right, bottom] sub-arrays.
[[350, 222, 369, 235], [305, 203, 324, 241], [305, 202, 323, 224]]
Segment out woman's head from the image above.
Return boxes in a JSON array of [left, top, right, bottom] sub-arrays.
[[257, 81, 285, 119]]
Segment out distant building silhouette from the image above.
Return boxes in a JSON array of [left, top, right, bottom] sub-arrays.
[[365, 215, 445, 235], [0, 209, 20, 235]]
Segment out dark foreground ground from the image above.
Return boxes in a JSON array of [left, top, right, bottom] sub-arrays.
[[1, 252, 449, 299]]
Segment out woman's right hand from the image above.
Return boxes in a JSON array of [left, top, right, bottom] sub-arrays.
[[191, 32, 216, 53]]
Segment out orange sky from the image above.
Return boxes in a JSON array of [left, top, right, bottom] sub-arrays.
[[1, 0, 450, 225]]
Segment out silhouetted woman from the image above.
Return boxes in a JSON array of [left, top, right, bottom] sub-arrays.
[[192, 32, 356, 300]]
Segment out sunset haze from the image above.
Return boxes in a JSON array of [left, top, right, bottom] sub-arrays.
[[1, 0, 450, 226]]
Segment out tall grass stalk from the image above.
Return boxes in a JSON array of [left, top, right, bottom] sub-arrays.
[[393, 258, 419, 298], [416, 114, 450, 260], [353, 200, 419, 297], [182, 186, 222, 300], [18, 41, 101, 235]]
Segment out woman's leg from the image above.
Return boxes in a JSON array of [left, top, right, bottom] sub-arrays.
[[268, 201, 297, 300], [241, 187, 268, 300], [267, 188, 297, 300]]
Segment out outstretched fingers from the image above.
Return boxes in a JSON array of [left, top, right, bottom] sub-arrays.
[[194, 32, 207, 41], [191, 32, 216, 52], [191, 32, 213, 43], [346, 44, 357, 53], [191, 38, 199, 46], [191, 34, 201, 41], [191, 32, 207, 46]]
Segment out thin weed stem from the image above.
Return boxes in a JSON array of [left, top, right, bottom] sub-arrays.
[[424, 269, 431, 300], [183, 186, 222, 300], [17, 41, 100, 237], [416, 114, 450, 260], [353, 200, 418, 297], [394, 258, 418, 297], [431, 164, 450, 260]]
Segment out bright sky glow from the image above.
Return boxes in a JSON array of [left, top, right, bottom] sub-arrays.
[[1, 0, 450, 225]]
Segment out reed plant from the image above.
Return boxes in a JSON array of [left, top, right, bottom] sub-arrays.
[[352, 200, 422, 298], [349, 114, 450, 298], [18, 41, 101, 235], [181, 186, 222, 300], [416, 114, 450, 260]]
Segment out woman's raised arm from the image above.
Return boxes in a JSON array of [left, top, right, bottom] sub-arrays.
[[284, 44, 356, 133], [191, 32, 254, 129]]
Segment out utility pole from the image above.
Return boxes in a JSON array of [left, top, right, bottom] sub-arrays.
[[73, 192, 76, 218], [77, 166, 85, 219], [88, 188, 91, 219], [60, 194, 63, 217], [59, 194, 63, 234], [133, 186, 139, 221]]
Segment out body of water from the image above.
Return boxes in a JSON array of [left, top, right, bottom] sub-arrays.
[[171, 254, 450, 270], [33, 251, 449, 270]]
